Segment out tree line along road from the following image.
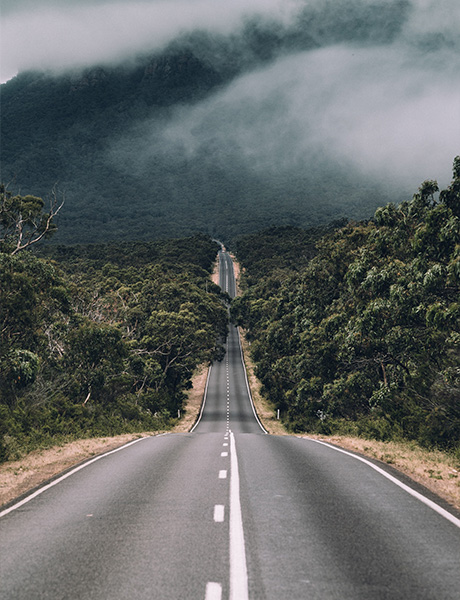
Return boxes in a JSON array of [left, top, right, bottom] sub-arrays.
[[0, 248, 459, 599]]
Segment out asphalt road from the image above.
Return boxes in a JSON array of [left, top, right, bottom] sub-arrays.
[[1, 249, 459, 600]]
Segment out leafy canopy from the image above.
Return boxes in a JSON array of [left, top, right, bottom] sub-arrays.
[[232, 157, 460, 450]]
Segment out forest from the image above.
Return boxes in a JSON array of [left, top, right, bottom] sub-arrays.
[[232, 158, 460, 452], [0, 0, 418, 245], [0, 190, 227, 461], [1, 157, 459, 462]]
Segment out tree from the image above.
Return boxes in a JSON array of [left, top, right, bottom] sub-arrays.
[[0, 185, 64, 255], [233, 158, 460, 448], [0, 232, 225, 460], [66, 322, 128, 404]]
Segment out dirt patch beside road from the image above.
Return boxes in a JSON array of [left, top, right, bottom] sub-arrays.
[[304, 434, 460, 512], [0, 433, 153, 507], [172, 364, 209, 433], [211, 254, 219, 285]]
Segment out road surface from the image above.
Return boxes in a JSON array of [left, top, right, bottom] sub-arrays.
[[1, 249, 459, 600]]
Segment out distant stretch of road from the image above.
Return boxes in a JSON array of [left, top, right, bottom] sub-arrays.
[[1, 248, 459, 600]]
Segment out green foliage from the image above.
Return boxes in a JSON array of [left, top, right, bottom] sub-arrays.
[[0, 233, 227, 461], [0, 185, 62, 254], [232, 158, 460, 450]]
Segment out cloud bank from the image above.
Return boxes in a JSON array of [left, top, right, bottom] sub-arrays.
[[2, 0, 459, 234], [1, 0, 301, 82], [114, 0, 460, 195]]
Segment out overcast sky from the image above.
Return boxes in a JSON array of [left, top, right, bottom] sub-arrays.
[[2, 0, 459, 193], [107, 0, 459, 190], [0, 0, 302, 82]]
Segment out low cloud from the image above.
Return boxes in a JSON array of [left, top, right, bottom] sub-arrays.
[[3, 0, 459, 225], [1, 0, 301, 82], [120, 38, 459, 198]]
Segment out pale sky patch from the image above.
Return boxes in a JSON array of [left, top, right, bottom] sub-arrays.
[[1, 0, 302, 82]]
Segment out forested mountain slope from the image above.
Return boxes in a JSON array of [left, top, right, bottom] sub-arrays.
[[0, 216, 227, 461], [232, 159, 460, 451], [2, 0, 453, 244]]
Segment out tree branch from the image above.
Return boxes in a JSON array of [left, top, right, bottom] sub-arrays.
[[10, 189, 64, 255]]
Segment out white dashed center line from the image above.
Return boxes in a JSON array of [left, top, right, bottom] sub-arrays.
[[205, 582, 222, 600], [214, 505, 225, 522]]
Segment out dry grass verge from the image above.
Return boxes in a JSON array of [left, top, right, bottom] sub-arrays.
[[230, 253, 242, 295], [238, 329, 287, 436], [2, 254, 458, 514], [303, 434, 460, 511], [0, 433, 154, 507], [211, 253, 220, 285], [172, 364, 209, 433]]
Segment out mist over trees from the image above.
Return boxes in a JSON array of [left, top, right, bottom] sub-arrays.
[[2, 0, 458, 244]]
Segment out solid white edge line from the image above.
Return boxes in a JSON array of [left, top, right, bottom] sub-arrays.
[[190, 363, 213, 433], [236, 326, 268, 434], [229, 431, 249, 600], [308, 438, 460, 529], [205, 582, 222, 600], [224, 249, 267, 434], [0, 435, 156, 518]]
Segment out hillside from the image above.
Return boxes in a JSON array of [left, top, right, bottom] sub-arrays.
[[1, 0, 447, 244], [232, 159, 460, 451], [0, 229, 227, 461]]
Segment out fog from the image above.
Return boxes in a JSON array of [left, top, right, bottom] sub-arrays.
[[112, 0, 460, 198], [2, 0, 459, 235], [1, 0, 301, 82]]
